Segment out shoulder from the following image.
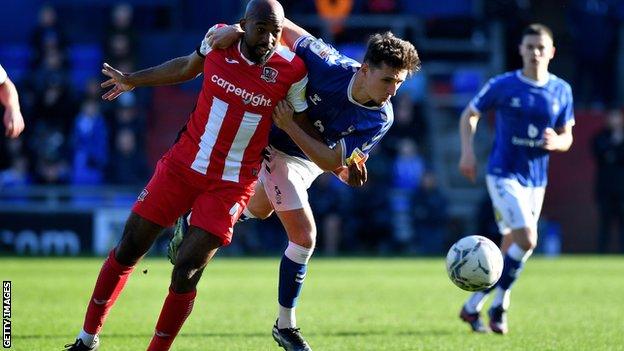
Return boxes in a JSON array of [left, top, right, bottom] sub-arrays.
[[274, 44, 305, 68], [477, 71, 516, 96], [361, 103, 394, 130], [488, 71, 517, 85], [549, 74, 573, 94], [382, 103, 394, 126], [271, 44, 306, 74]]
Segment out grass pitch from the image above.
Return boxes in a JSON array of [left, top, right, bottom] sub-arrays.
[[2, 256, 623, 350]]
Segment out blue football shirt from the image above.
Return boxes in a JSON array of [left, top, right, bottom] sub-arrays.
[[470, 70, 574, 187], [269, 36, 394, 165]]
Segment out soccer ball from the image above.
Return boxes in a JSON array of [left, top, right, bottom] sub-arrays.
[[445, 235, 503, 291]]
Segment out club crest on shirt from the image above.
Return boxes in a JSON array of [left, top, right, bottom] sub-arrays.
[[527, 123, 539, 138], [261, 66, 278, 83]]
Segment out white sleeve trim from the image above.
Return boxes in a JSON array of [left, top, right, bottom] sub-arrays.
[[287, 75, 309, 113], [199, 24, 221, 57], [339, 139, 347, 166], [468, 101, 482, 115], [292, 35, 313, 52]]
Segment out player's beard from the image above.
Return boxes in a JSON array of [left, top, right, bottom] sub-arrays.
[[241, 41, 275, 65], [255, 45, 276, 65]]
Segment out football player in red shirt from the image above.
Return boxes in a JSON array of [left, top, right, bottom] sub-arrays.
[[65, 1, 308, 350]]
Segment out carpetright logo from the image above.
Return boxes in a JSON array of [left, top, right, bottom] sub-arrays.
[[211, 74, 272, 107]]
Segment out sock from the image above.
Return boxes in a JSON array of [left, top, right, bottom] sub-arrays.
[[464, 291, 489, 314], [147, 288, 197, 351], [491, 243, 532, 309], [277, 241, 313, 329], [278, 307, 296, 330], [491, 287, 512, 310], [77, 330, 97, 347], [82, 249, 135, 335]]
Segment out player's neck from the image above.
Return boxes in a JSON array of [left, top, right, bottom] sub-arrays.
[[239, 39, 265, 65], [352, 70, 375, 105], [521, 66, 549, 84], [239, 41, 254, 63]]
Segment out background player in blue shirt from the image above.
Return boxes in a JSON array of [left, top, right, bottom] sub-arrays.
[[458, 24, 574, 334], [172, 19, 420, 351]]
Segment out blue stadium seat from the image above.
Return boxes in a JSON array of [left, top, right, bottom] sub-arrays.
[[0, 44, 32, 83], [68, 44, 102, 91], [451, 69, 482, 94]]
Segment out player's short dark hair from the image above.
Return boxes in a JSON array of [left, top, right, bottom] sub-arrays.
[[522, 23, 554, 43], [363, 32, 421, 75]]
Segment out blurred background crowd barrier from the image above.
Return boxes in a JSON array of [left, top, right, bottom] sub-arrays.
[[1, 0, 624, 256]]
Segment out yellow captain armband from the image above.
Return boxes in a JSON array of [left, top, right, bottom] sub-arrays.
[[345, 147, 365, 166]]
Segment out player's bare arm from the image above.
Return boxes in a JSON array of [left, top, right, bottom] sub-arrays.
[[272, 100, 342, 171], [272, 101, 367, 187], [458, 105, 481, 183], [101, 51, 204, 101], [542, 123, 573, 152], [0, 76, 24, 138], [280, 18, 312, 48]]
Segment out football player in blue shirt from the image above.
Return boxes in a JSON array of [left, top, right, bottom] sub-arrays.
[[170, 19, 420, 351], [458, 23, 574, 334]]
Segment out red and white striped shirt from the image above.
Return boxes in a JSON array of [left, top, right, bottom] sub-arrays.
[[165, 34, 308, 185]]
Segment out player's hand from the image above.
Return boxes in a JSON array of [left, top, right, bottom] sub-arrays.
[[101, 63, 135, 101], [334, 154, 369, 187], [542, 127, 560, 151], [459, 151, 477, 183], [347, 154, 368, 187], [3, 107, 24, 138], [272, 100, 296, 131], [206, 24, 244, 49]]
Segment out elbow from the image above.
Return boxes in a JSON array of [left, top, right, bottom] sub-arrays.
[[181, 71, 198, 82], [564, 134, 574, 150], [180, 65, 199, 81], [180, 57, 201, 82], [558, 136, 574, 152], [318, 156, 342, 172], [319, 162, 338, 172]]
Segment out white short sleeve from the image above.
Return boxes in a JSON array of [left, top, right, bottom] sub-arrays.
[[286, 75, 308, 113], [0, 64, 7, 85], [198, 24, 224, 57]]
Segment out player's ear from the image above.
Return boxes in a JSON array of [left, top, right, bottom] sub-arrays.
[[239, 18, 247, 31], [360, 62, 369, 75]]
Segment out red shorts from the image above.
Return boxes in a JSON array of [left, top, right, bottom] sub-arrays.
[[132, 158, 255, 245]]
